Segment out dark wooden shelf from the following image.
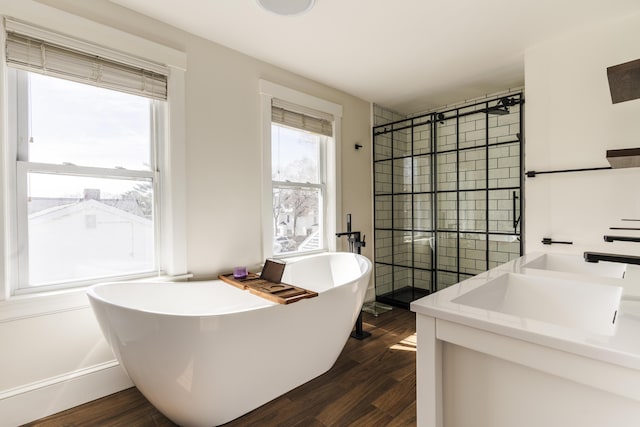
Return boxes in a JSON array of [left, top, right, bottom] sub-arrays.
[[606, 148, 640, 169]]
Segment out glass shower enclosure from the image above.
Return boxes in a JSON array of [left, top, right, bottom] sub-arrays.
[[373, 94, 524, 308]]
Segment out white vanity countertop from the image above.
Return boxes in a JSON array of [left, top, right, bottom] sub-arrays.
[[411, 252, 640, 370]]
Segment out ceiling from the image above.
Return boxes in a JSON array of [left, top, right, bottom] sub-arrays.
[[109, 0, 640, 115]]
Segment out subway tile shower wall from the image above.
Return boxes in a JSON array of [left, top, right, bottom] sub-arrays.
[[372, 89, 523, 305]]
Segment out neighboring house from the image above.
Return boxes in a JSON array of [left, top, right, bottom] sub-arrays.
[[298, 229, 320, 252], [28, 198, 153, 284], [275, 207, 318, 237]]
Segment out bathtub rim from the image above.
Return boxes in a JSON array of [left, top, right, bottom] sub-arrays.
[[87, 252, 372, 318]]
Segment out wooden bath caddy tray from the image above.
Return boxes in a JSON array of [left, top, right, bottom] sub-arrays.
[[218, 273, 318, 304]]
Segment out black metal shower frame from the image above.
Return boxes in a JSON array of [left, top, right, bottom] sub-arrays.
[[373, 92, 525, 308]]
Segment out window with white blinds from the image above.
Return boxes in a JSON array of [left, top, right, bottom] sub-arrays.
[[260, 80, 342, 259], [5, 26, 167, 100], [271, 99, 333, 137]]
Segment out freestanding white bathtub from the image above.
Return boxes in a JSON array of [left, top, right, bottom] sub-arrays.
[[87, 252, 372, 427]]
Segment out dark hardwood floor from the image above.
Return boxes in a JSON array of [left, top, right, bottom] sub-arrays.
[[23, 308, 416, 427]]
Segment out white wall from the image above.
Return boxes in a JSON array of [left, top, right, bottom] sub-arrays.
[[525, 12, 640, 256], [0, 0, 372, 424]]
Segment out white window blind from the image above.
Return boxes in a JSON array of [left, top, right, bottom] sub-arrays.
[[5, 30, 167, 100], [272, 98, 333, 137]]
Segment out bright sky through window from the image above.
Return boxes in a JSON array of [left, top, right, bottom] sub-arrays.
[[29, 73, 152, 197], [271, 124, 320, 184]]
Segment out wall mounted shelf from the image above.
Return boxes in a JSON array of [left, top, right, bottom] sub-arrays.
[[606, 148, 640, 169], [607, 58, 640, 104]]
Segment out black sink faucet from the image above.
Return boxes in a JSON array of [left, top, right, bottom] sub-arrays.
[[584, 252, 640, 265], [590, 232, 640, 264], [604, 235, 640, 243]]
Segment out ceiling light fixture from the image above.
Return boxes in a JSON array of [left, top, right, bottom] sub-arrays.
[[256, 0, 316, 16]]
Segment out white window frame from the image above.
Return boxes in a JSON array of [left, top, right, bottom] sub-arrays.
[[0, 15, 188, 320], [10, 68, 164, 293], [259, 80, 342, 259]]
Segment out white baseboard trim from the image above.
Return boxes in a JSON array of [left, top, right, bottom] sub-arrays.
[[0, 361, 133, 426]]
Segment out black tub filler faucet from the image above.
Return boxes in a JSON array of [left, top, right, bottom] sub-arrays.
[[336, 213, 370, 340]]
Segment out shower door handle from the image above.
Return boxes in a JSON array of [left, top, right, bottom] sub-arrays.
[[512, 191, 521, 232]]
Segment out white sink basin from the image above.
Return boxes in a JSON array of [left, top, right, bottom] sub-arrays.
[[522, 253, 627, 279], [452, 273, 622, 336]]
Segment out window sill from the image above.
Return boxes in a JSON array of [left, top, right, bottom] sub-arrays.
[[0, 273, 192, 323], [272, 248, 328, 262]]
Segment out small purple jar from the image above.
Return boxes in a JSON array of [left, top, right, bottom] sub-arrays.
[[233, 266, 248, 279]]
